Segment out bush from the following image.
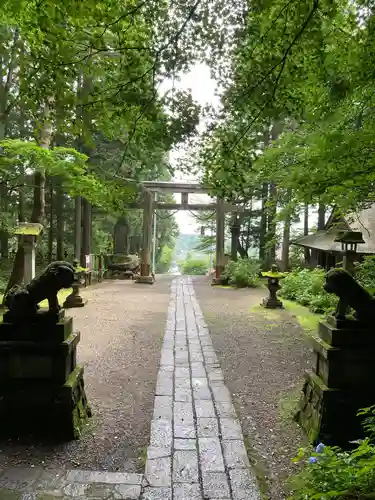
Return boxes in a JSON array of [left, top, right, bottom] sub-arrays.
[[180, 258, 208, 275], [156, 245, 173, 274], [222, 258, 260, 288], [279, 267, 338, 314], [356, 256, 375, 294], [288, 406, 375, 499]]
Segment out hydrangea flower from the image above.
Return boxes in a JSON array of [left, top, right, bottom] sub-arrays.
[[315, 443, 325, 454]]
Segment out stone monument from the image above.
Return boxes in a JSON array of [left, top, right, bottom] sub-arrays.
[[0, 261, 91, 439], [296, 268, 375, 447]]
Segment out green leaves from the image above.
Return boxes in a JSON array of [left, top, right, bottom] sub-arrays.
[[198, 0, 375, 215]]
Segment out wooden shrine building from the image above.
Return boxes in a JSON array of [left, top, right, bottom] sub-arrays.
[[293, 206, 375, 269]]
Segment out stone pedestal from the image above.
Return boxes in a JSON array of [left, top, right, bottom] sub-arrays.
[[135, 275, 154, 284], [23, 237, 36, 283], [63, 282, 87, 308], [262, 278, 283, 309], [296, 316, 375, 447], [0, 309, 91, 440]]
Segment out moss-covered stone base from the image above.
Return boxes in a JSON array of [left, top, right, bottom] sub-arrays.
[[296, 370, 374, 448], [0, 366, 91, 441], [261, 297, 284, 309]]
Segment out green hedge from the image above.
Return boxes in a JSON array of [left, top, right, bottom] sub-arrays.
[[222, 258, 260, 288]]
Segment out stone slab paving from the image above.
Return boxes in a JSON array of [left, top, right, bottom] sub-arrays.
[[0, 276, 260, 499], [0, 467, 143, 499], [142, 277, 261, 500]]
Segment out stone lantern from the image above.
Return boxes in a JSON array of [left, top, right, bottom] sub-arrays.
[[334, 230, 365, 275], [63, 259, 87, 308], [261, 264, 287, 309], [14, 223, 43, 283]]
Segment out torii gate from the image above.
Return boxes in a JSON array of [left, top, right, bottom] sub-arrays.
[[132, 181, 243, 284]]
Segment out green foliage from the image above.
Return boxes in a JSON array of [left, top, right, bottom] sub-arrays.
[[194, 0, 375, 218], [180, 258, 208, 276], [222, 258, 260, 288], [288, 406, 375, 499], [279, 268, 337, 314], [355, 256, 375, 295], [156, 245, 174, 274]]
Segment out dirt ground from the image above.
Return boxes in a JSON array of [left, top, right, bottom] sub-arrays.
[[193, 276, 311, 500], [0, 276, 173, 473]]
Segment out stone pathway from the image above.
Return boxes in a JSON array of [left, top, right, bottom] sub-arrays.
[[142, 277, 260, 499], [0, 277, 261, 499]]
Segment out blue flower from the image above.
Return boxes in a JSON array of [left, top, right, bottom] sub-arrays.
[[309, 457, 318, 464], [315, 443, 325, 454]]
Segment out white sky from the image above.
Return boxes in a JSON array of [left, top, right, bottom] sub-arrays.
[[162, 63, 320, 237], [162, 63, 220, 234]]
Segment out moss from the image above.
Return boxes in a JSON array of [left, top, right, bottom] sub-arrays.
[[249, 304, 281, 320], [0, 489, 21, 500], [137, 445, 148, 470], [279, 387, 302, 423], [243, 433, 270, 500], [36, 495, 65, 500], [282, 299, 322, 338]]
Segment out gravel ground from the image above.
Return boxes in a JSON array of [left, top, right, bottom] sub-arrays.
[[193, 277, 311, 500], [0, 276, 173, 473]]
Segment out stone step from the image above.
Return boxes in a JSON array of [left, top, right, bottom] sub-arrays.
[[0, 467, 143, 499]]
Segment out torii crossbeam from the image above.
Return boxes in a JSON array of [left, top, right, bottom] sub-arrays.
[[134, 181, 241, 284]]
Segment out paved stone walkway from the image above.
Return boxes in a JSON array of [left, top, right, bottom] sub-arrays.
[[0, 277, 261, 499], [142, 277, 260, 499]]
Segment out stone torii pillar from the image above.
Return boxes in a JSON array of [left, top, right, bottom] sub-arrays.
[[212, 198, 225, 285], [135, 190, 155, 284]]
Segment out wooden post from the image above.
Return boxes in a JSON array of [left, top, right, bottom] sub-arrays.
[[136, 190, 154, 284], [212, 198, 225, 285]]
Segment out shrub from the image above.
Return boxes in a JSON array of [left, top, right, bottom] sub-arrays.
[[356, 256, 375, 294], [279, 267, 337, 314], [288, 406, 375, 499], [222, 258, 260, 288], [156, 245, 173, 274], [180, 258, 208, 275]]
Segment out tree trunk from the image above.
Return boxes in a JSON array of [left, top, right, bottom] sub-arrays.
[[81, 198, 92, 267], [304, 204, 310, 265], [74, 197, 82, 260], [3, 98, 53, 299], [0, 30, 19, 261], [47, 179, 54, 262], [318, 203, 326, 231], [56, 180, 64, 260], [281, 191, 292, 271], [259, 183, 268, 264], [267, 183, 277, 267], [230, 214, 239, 261], [0, 28, 19, 139], [0, 183, 9, 258]]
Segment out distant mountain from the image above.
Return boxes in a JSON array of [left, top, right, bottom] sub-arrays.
[[173, 233, 210, 261]]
